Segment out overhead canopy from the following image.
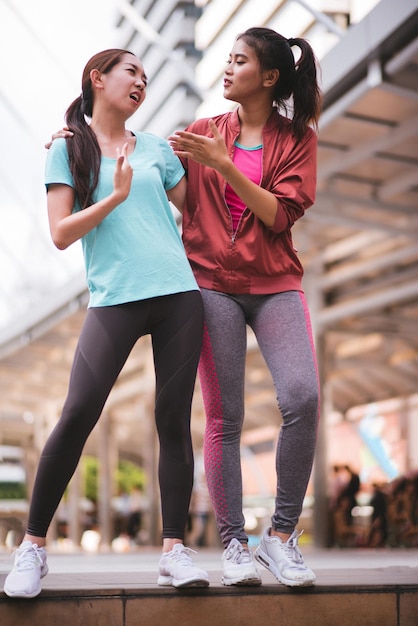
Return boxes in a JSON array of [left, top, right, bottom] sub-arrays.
[[305, 0, 418, 413], [0, 0, 417, 461]]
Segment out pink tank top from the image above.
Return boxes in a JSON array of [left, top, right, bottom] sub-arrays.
[[225, 141, 263, 232]]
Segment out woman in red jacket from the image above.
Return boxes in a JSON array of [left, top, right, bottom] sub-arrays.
[[169, 27, 321, 588]]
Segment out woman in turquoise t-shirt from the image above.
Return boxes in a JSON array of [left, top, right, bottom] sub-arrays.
[[4, 49, 209, 599]]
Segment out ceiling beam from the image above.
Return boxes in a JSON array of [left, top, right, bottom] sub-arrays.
[[318, 279, 418, 329], [318, 114, 418, 179]]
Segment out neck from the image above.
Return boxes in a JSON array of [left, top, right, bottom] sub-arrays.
[[90, 113, 135, 158], [90, 107, 129, 142], [237, 102, 274, 129], [90, 122, 130, 143]]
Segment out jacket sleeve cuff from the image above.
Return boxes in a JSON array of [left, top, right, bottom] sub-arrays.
[[270, 201, 290, 233]]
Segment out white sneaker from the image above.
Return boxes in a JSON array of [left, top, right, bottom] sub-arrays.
[[222, 538, 262, 586], [3, 541, 49, 598], [255, 528, 316, 587], [157, 544, 209, 588]]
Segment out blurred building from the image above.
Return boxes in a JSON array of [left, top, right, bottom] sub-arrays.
[[0, 0, 417, 548]]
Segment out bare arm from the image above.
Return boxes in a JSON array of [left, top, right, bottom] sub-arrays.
[[169, 119, 278, 228], [48, 143, 133, 249], [166, 175, 187, 214]]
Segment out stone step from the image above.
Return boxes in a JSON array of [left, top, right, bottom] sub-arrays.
[[1, 564, 417, 626], [0, 546, 418, 626]]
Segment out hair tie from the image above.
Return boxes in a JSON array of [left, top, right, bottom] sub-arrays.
[[288, 38, 296, 47]]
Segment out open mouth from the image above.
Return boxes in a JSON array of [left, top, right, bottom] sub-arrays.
[[130, 93, 140, 103]]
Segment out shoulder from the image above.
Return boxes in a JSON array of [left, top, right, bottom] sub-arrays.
[[48, 137, 69, 157], [45, 138, 73, 186], [265, 112, 293, 136], [133, 131, 164, 147], [266, 113, 317, 149], [185, 117, 212, 134], [45, 137, 70, 169], [132, 131, 176, 157], [186, 111, 233, 134]]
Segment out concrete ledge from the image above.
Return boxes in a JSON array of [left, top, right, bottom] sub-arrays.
[[1, 565, 417, 626]]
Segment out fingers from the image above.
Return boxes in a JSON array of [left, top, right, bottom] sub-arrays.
[[53, 130, 74, 140], [169, 122, 218, 150], [208, 119, 220, 137], [169, 130, 200, 143], [115, 142, 129, 163], [168, 132, 200, 153], [45, 128, 74, 149]]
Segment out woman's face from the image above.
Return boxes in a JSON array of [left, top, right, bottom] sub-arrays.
[[98, 53, 148, 114], [223, 39, 267, 104]]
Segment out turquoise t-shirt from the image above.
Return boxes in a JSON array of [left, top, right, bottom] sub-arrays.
[[45, 132, 198, 307]]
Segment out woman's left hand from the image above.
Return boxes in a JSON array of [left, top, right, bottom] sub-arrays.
[[169, 119, 231, 174], [45, 127, 73, 149]]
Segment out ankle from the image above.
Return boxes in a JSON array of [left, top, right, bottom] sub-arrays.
[[162, 538, 183, 553], [269, 528, 290, 543], [23, 535, 46, 549]]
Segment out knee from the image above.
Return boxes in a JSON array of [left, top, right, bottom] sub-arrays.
[[279, 385, 319, 426]]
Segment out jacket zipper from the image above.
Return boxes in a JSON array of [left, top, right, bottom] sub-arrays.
[[228, 141, 265, 243]]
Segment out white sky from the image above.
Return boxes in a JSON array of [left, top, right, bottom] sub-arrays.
[[0, 0, 117, 332]]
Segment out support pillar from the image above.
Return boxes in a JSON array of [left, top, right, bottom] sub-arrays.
[[97, 410, 117, 550], [303, 258, 331, 547], [67, 465, 82, 546]]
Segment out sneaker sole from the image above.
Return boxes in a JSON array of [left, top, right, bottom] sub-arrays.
[[157, 575, 209, 588], [3, 584, 42, 599], [222, 575, 262, 586], [254, 547, 315, 587], [3, 565, 48, 599]]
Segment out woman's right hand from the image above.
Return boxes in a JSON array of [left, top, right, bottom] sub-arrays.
[[45, 127, 73, 149], [47, 143, 133, 250], [113, 143, 133, 203]]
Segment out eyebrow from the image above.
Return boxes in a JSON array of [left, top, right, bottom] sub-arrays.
[[229, 53, 249, 60], [124, 62, 148, 81]]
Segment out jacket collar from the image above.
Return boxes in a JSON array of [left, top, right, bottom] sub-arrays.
[[228, 107, 283, 135]]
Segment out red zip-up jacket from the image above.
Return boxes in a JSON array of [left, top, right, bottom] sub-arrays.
[[181, 108, 317, 295]]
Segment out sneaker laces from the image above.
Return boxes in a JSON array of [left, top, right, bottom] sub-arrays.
[[168, 545, 196, 566], [13, 544, 43, 572], [225, 541, 252, 565], [284, 531, 305, 565]]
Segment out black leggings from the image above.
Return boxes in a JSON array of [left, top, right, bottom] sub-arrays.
[[27, 291, 203, 540]]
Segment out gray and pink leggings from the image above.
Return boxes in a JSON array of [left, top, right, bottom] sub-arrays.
[[198, 288, 320, 547]]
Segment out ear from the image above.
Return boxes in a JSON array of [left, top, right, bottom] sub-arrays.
[[263, 68, 279, 88], [90, 68, 103, 90]]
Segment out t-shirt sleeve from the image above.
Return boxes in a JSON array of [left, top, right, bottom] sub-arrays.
[[44, 138, 74, 190], [159, 138, 185, 191]]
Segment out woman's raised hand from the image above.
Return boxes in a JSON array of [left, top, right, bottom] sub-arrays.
[[169, 119, 231, 174], [113, 143, 133, 203]]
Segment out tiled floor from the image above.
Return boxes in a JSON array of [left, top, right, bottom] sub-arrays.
[[1, 544, 417, 587]]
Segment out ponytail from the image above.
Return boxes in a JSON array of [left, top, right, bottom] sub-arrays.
[[238, 28, 322, 141], [65, 96, 100, 210], [287, 38, 322, 141]]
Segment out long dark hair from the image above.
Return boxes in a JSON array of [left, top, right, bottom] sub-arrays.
[[65, 49, 136, 209], [237, 28, 322, 141]]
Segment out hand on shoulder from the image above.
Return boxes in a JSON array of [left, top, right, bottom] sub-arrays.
[[45, 127, 73, 149]]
